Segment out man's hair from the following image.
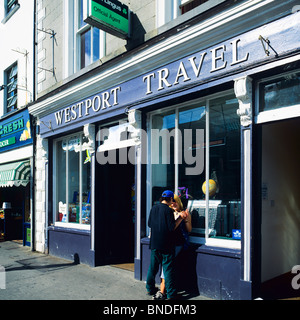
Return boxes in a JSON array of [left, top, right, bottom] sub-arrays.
[[159, 197, 173, 203]]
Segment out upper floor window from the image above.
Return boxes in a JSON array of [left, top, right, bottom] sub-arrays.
[[76, 0, 104, 70], [2, 0, 20, 23], [6, 0, 18, 14], [156, 0, 223, 28], [181, 0, 209, 14], [4, 63, 18, 114]]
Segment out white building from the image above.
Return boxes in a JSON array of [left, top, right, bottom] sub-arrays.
[[0, 0, 35, 247]]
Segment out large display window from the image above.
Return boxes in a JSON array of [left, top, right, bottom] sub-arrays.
[[148, 91, 241, 248], [53, 133, 91, 229]]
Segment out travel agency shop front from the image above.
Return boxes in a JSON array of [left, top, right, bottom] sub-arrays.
[[29, 8, 300, 300], [0, 108, 33, 247]]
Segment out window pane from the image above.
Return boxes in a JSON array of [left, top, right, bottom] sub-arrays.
[[56, 141, 66, 222], [68, 137, 80, 224], [6, 64, 18, 113], [151, 111, 175, 205], [6, 0, 18, 14], [82, 136, 91, 225], [178, 105, 206, 237], [259, 72, 300, 112], [93, 28, 100, 62], [208, 95, 241, 239], [181, 0, 209, 14], [79, 0, 86, 28], [80, 29, 91, 69]]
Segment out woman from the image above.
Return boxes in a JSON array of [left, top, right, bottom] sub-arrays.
[[152, 194, 192, 300]]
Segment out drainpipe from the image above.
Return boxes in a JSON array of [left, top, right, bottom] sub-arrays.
[[31, 0, 37, 251]]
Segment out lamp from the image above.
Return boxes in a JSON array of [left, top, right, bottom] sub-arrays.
[[2, 202, 11, 209]]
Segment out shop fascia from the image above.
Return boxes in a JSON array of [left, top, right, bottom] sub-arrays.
[[39, 12, 300, 136], [53, 39, 249, 128]]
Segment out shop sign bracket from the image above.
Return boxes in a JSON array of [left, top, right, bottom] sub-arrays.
[[258, 35, 278, 57]]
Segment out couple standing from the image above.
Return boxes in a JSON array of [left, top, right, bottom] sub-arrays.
[[146, 190, 192, 300]]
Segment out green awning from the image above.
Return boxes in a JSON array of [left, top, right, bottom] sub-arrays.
[[0, 161, 31, 187]]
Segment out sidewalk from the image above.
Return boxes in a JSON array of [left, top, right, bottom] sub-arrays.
[[0, 241, 210, 300]]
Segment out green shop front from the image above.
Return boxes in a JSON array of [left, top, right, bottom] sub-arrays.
[[0, 108, 33, 246]]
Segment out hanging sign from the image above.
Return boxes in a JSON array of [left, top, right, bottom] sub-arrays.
[[83, 0, 130, 39]]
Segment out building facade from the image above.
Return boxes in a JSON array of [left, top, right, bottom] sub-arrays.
[[27, 0, 300, 300], [0, 0, 34, 247]]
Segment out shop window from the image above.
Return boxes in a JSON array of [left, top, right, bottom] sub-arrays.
[[54, 133, 91, 228], [4, 63, 18, 114], [148, 92, 241, 246]]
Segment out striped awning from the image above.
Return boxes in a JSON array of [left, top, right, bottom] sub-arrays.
[[0, 161, 31, 187]]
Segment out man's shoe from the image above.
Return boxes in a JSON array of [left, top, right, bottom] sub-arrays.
[[152, 291, 166, 300]]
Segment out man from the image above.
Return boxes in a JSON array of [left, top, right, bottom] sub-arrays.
[[146, 190, 187, 300]]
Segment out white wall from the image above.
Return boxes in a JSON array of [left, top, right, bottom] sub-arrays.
[[0, 0, 34, 117], [261, 119, 300, 282]]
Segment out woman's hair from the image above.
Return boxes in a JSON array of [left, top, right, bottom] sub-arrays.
[[173, 194, 183, 211]]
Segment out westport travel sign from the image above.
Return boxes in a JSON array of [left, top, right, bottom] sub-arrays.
[[38, 12, 300, 137], [83, 0, 130, 39]]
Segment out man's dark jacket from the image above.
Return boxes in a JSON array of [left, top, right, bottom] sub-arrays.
[[148, 202, 175, 252]]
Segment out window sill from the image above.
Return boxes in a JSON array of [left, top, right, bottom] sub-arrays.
[[50, 222, 91, 233], [141, 237, 241, 257], [1, 4, 20, 24]]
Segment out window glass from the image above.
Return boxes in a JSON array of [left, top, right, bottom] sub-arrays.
[[149, 92, 241, 243], [82, 135, 91, 225], [56, 140, 67, 222], [68, 137, 80, 223], [93, 28, 100, 62], [77, 0, 102, 70], [151, 111, 175, 205], [80, 28, 91, 69], [178, 105, 206, 236], [181, 0, 209, 14], [6, 0, 18, 15], [6, 63, 18, 113], [259, 72, 300, 112], [55, 134, 91, 226], [208, 95, 241, 239]]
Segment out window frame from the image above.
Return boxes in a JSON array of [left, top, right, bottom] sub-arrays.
[[2, 0, 20, 23], [147, 90, 241, 249], [74, 0, 106, 72], [255, 69, 300, 124], [53, 132, 91, 231], [4, 62, 18, 114]]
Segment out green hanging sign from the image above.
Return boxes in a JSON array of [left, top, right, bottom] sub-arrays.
[[83, 0, 130, 39]]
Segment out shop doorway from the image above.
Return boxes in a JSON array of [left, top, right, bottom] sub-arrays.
[[0, 185, 30, 245], [260, 118, 300, 299], [96, 147, 135, 269]]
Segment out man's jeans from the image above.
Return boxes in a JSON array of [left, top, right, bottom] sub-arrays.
[[146, 248, 176, 299]]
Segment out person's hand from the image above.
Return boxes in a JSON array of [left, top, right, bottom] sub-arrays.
[[179, 210, 188, 219]]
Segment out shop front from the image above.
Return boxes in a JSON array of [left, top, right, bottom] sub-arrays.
[[34, 10, 300, 299], [0, 108, 33, 247]]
